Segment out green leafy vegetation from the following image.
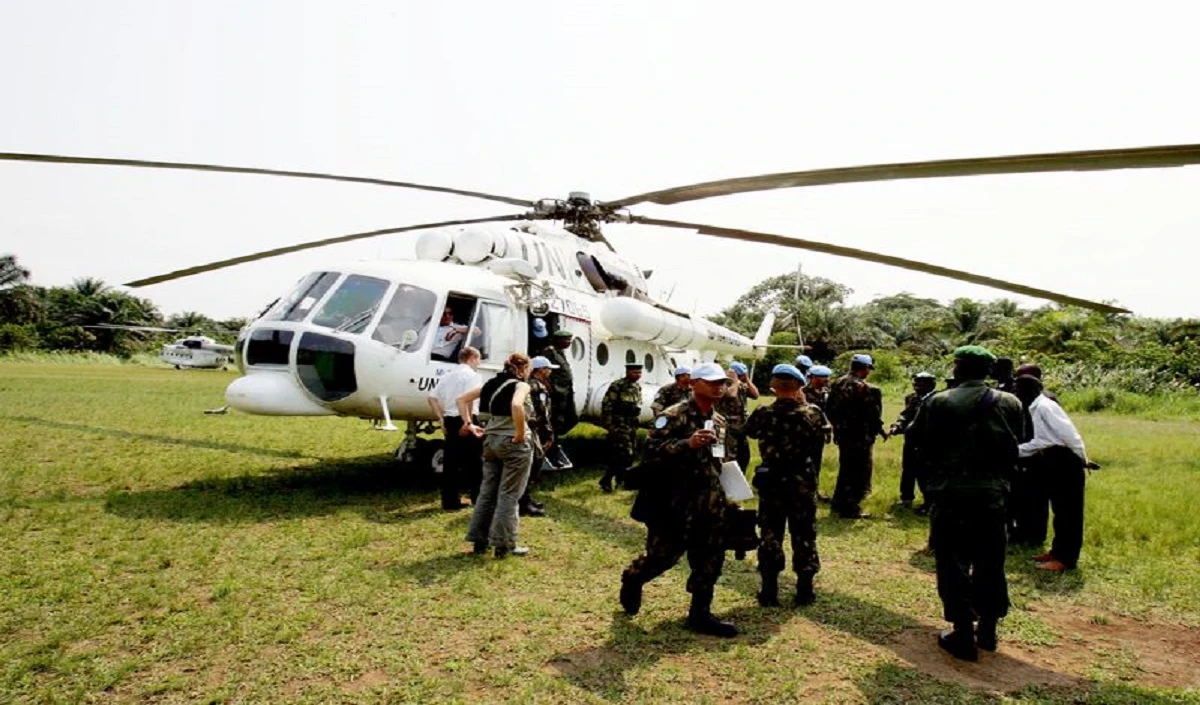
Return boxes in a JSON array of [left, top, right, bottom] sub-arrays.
[[2, 361, 1198, 703]]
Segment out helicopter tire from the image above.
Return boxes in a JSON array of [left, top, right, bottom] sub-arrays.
[[407, 438, 446, 478]]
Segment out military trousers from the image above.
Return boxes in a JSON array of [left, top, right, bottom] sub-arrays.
[[756, 476, 820, 577], [831, 442, 874, 517], [466, 434, 533, 550], [606, 424, 639, 474], [932, 497, 1009, 625], [898, 438, 926, 504], [441, 416, 482, 506], [623, 522, 726, 594]]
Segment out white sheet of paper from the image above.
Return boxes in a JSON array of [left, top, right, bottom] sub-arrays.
[[719, 461, 754, 502]]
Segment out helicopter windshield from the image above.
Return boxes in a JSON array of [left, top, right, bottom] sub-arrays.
[[310, 275, 390, 334], [371, 283, 438, 351], [264, 271, 339, 322]]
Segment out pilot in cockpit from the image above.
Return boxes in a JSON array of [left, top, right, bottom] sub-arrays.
[[431, 306, 477, 361]]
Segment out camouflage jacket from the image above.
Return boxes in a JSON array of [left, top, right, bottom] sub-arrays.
[[908, 380, 1024, 502], [803, 383, 829, 410], [651, 381, 691, 415], [744, 398, 826, 478], [536, 344, 574, 398], [825, 374, 884, 446], [714, 383, 749, 431], [644, 399, 732, 538], [602, 378, 643, 429], [890, 391, 932, 436], [529, 376, 555, 448]]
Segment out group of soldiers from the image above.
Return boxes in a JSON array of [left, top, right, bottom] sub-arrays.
[[606, 345, 1087, 660]]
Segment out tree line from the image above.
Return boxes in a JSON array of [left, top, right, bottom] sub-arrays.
[[0, 255, 247, 355], [712, 271, 1200, 395]]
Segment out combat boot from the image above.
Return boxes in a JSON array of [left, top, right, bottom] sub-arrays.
[[976, 618, 998, 652], [598, 471, 615, 493], [757, 572, 780, 607], [619, 574, 643, 616], [793, 572, 816, 607], [937, 623, 979, 661], [685, 589, 738, 638]]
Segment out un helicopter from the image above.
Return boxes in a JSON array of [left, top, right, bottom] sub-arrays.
[[86, 324, 238, 369], [4, 144, 1199, 473]]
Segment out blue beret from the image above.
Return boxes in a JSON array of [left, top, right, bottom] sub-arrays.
[[795, 355, 813, 368], [851, 353, 874, 367], [729, 361, 749, 375], [771, 363, 807, 383], [808, 365, 832, 378]]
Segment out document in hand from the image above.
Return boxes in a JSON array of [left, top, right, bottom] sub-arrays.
[[719, 461, 754, 502]]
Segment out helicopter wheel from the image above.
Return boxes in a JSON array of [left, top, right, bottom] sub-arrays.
[[402, 438, 445, 478]]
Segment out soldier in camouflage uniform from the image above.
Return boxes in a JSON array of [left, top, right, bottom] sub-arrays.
[[825, 354, 886, 519], [890, 371, 938, 510], [519, 356, 558, 517], [536, 329, 578, 468], [651, 366, 692, 415], [600, 364, 645, 492], [910, 345, 1024, 661], [802, 365, 834, 488], [620, 362, 740, 638], [745, 364, 827, 607], [715, 361, 759, 472]]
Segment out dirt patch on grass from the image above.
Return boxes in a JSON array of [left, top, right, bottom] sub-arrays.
[[1028, 603, 1200, 689], [887, 625, 1078, 693]]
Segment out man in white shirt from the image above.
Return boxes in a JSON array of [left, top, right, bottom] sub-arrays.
[[428, 346, 484, 510], [430, 307, 473, 361], [1015, 375, 1088, 572]]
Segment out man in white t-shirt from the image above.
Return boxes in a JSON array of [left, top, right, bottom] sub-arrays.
[[428, 346, 484, 510], [431, 307, 474, 361]]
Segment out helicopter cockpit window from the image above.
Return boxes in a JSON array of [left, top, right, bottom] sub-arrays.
[[465, 302, 516, 365], [265, 271, 339, 322], [371, 284, 438, 351], [311, 275, 390, 334]]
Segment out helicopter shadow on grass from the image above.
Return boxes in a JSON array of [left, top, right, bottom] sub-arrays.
[[104, 453, 442, 524], [547, 495, 1083, 699]]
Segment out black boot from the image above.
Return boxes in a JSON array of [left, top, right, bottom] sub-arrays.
[[976, 618, 998, 652], [757, 572, 780, 607], [937, 622, 979, 661], [685, 589, 738, 638], [793, 573, 816, 607], [619, 574, 643, 616], [599, 471, 614, 493]]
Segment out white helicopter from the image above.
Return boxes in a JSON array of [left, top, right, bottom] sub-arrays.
[[87, 324, 237, 369], [5, 145, 1200, 472]]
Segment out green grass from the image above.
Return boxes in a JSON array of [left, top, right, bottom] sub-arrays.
[[1, 363, 1198, 703]]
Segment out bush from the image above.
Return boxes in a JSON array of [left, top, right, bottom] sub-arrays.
[[0, 323, 40, 351]]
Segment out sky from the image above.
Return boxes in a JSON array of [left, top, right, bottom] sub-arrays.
[[1, 1, 1198, 321]]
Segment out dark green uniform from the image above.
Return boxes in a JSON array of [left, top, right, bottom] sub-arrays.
[[537, 343, 578, 435], [652, 381, 691, 415], [744, 399, 826, 578], [910, 380, 1024, 626], [891, 391, 934, 505], [601, 377, 643, 485], [622, 400, 733, 594], [715, 383, 751, 471], [825, 374, 884, 517]]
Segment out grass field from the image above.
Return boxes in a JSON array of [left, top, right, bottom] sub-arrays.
[[2, 360, 1198, 704]]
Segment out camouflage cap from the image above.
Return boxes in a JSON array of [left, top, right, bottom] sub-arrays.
[[953, 345, 997, 363]]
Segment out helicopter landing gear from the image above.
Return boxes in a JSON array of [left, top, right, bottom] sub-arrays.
[[393, 421, 444, 476]]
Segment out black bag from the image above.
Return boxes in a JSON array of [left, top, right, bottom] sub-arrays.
[[723, 507, 760, 552], [628, 460, 682, 526]]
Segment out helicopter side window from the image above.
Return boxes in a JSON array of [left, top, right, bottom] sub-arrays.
[[372, 284, 438, 352], [465, 302, 516, 366], [429, 295, 479, 361], [265, 271, 340, 322], [311, 275, 390, 333]]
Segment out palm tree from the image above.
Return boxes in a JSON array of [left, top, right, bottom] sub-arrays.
[[0, 254, 31, 289]]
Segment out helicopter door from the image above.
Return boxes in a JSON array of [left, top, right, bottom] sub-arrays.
[[464, 301, 519, 370]]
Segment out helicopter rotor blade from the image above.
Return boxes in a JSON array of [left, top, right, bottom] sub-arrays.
[[84, 324, 182, 333], [609, 144, 1200, 207], [634, 216, 1129, 314], [125, 214, 528, 287], [0, 152, 534, 208]]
